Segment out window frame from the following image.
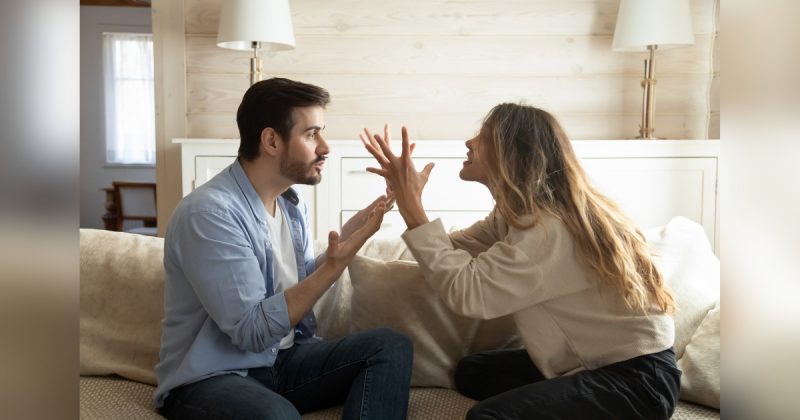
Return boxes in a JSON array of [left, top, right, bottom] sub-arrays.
[[101, 25, 156, 168]]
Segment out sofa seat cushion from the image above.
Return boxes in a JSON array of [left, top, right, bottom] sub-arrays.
[[78, 377, 475, 420], [303, 388, 477, 420], [80, 377, 163, 420], [80, 376, 720, 420]]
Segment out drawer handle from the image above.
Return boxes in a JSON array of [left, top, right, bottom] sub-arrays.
[[345, 170, 370, 175]]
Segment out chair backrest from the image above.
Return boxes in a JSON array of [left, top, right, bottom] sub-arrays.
[[112, 182, 157, 232]]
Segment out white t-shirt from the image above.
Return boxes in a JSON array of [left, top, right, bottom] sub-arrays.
[[265, 204, 299, 350]]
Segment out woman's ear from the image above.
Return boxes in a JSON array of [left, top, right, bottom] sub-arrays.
[[260, 127, 280, 157]]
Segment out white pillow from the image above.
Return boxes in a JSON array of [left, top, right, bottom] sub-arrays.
[[348, 255, 520, 388], [677, 303, 720, 408], [644, 217, 720, 359]]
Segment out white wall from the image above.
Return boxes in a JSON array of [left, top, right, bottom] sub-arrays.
[[80, 5, 154, 229]]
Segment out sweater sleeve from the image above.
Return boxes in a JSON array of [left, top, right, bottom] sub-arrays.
[[447, 210, 502, 257], [402, 217, 592, 319]]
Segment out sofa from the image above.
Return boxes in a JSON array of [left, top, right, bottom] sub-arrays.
[[80, 216, 720, 419]]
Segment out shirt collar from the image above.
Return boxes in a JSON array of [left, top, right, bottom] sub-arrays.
[[231, 158, 299, 223]]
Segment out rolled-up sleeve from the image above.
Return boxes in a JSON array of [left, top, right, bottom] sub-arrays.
[[176, 208, 291, 353]]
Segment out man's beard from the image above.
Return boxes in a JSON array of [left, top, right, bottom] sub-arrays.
[[280, 155, 324, 185]]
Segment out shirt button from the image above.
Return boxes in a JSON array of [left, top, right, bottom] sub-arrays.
[[271, 348, 277, 353]]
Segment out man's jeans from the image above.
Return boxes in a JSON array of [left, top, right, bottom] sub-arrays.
[[455, 347, 682, 420], [160, 328, 413, 420]]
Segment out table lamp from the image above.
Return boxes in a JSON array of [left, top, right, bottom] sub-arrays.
[[612, 0, 695, 139], [217, 0, 296, 86]]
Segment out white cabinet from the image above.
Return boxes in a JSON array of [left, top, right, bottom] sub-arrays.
[[175, 139, 719, 253], [579, 157, 717, 244]]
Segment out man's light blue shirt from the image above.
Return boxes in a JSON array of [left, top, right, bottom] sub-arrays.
[[154, 159, 318, 407]]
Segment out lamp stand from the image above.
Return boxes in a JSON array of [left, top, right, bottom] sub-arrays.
[[637, 44, 658, 139], [249, 41, 262, 86]]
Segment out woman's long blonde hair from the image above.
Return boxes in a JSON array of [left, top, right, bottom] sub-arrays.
[[480, 103, 674, 314]]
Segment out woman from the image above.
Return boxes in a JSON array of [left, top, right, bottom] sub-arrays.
[[359, 103, 681, 420]]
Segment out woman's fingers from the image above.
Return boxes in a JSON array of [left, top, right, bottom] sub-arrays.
[[383, 123, 392, 148], [365, 166, 390, 178], [373, 133, 396, 161], [401, 126, 411, 162], [361, 125, 421, 175], [360, 132, 391, 166], [363, 127, 379, 149], [422, 162, 435, 177]]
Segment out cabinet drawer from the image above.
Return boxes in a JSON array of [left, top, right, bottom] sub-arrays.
[[340, 158, 493, 211], [341, 210, 490, 239]]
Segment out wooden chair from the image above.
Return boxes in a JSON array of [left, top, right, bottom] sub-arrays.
[[112, 181, 157, 236]]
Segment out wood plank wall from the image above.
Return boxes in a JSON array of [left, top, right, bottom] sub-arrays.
[[709, 0, 720, 139], [182, 0, 718, 141]]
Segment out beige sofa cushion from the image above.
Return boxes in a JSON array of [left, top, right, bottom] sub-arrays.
[[80, 229, 164, 385], [311, 237, 419, 340], [348, 255, 520, 388]]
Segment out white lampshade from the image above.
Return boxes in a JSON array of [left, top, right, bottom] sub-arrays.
[[217, 0, 296, 51], [612, 0, 695, 52]]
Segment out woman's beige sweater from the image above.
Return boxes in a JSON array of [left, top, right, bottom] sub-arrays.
[[401, 210, 674, 378]]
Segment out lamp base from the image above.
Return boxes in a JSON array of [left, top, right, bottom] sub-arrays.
[[250, 41, 262, 86], [632, 128, 664, 140], [635, 127, 658, 140], [635, 45, 659, 140], [250, 56, 262, 86]]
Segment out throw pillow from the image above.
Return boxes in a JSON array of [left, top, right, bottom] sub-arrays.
[[644, 217, 720, 359], [80, 229, 165, 385], [348, 254, 520, 388], [677, 304, 720, 408], [311, 236, 417, 340]]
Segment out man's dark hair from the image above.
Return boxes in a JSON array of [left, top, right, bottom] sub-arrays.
[[236, 77, 330, 161]]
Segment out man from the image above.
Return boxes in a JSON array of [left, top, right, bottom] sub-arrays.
[[154, 78, 413, 420]]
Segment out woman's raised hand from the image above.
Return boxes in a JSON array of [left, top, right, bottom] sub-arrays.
[[359, 124, 433, 229]]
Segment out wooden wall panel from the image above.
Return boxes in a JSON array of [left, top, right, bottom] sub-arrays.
[[187, 73, 710, 115], [185, 0, 716, 36], [187, 112, 709, 142], [186, 34, 713, 76], [180, 0, 718, 143], [709, 0, 720, 138], [153, 0, 186, 236]]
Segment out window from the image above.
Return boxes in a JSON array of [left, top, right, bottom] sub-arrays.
[[102, 32, 155, 165]]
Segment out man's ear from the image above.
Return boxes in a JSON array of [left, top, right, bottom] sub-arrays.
[[260, 127, 281, 157]]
